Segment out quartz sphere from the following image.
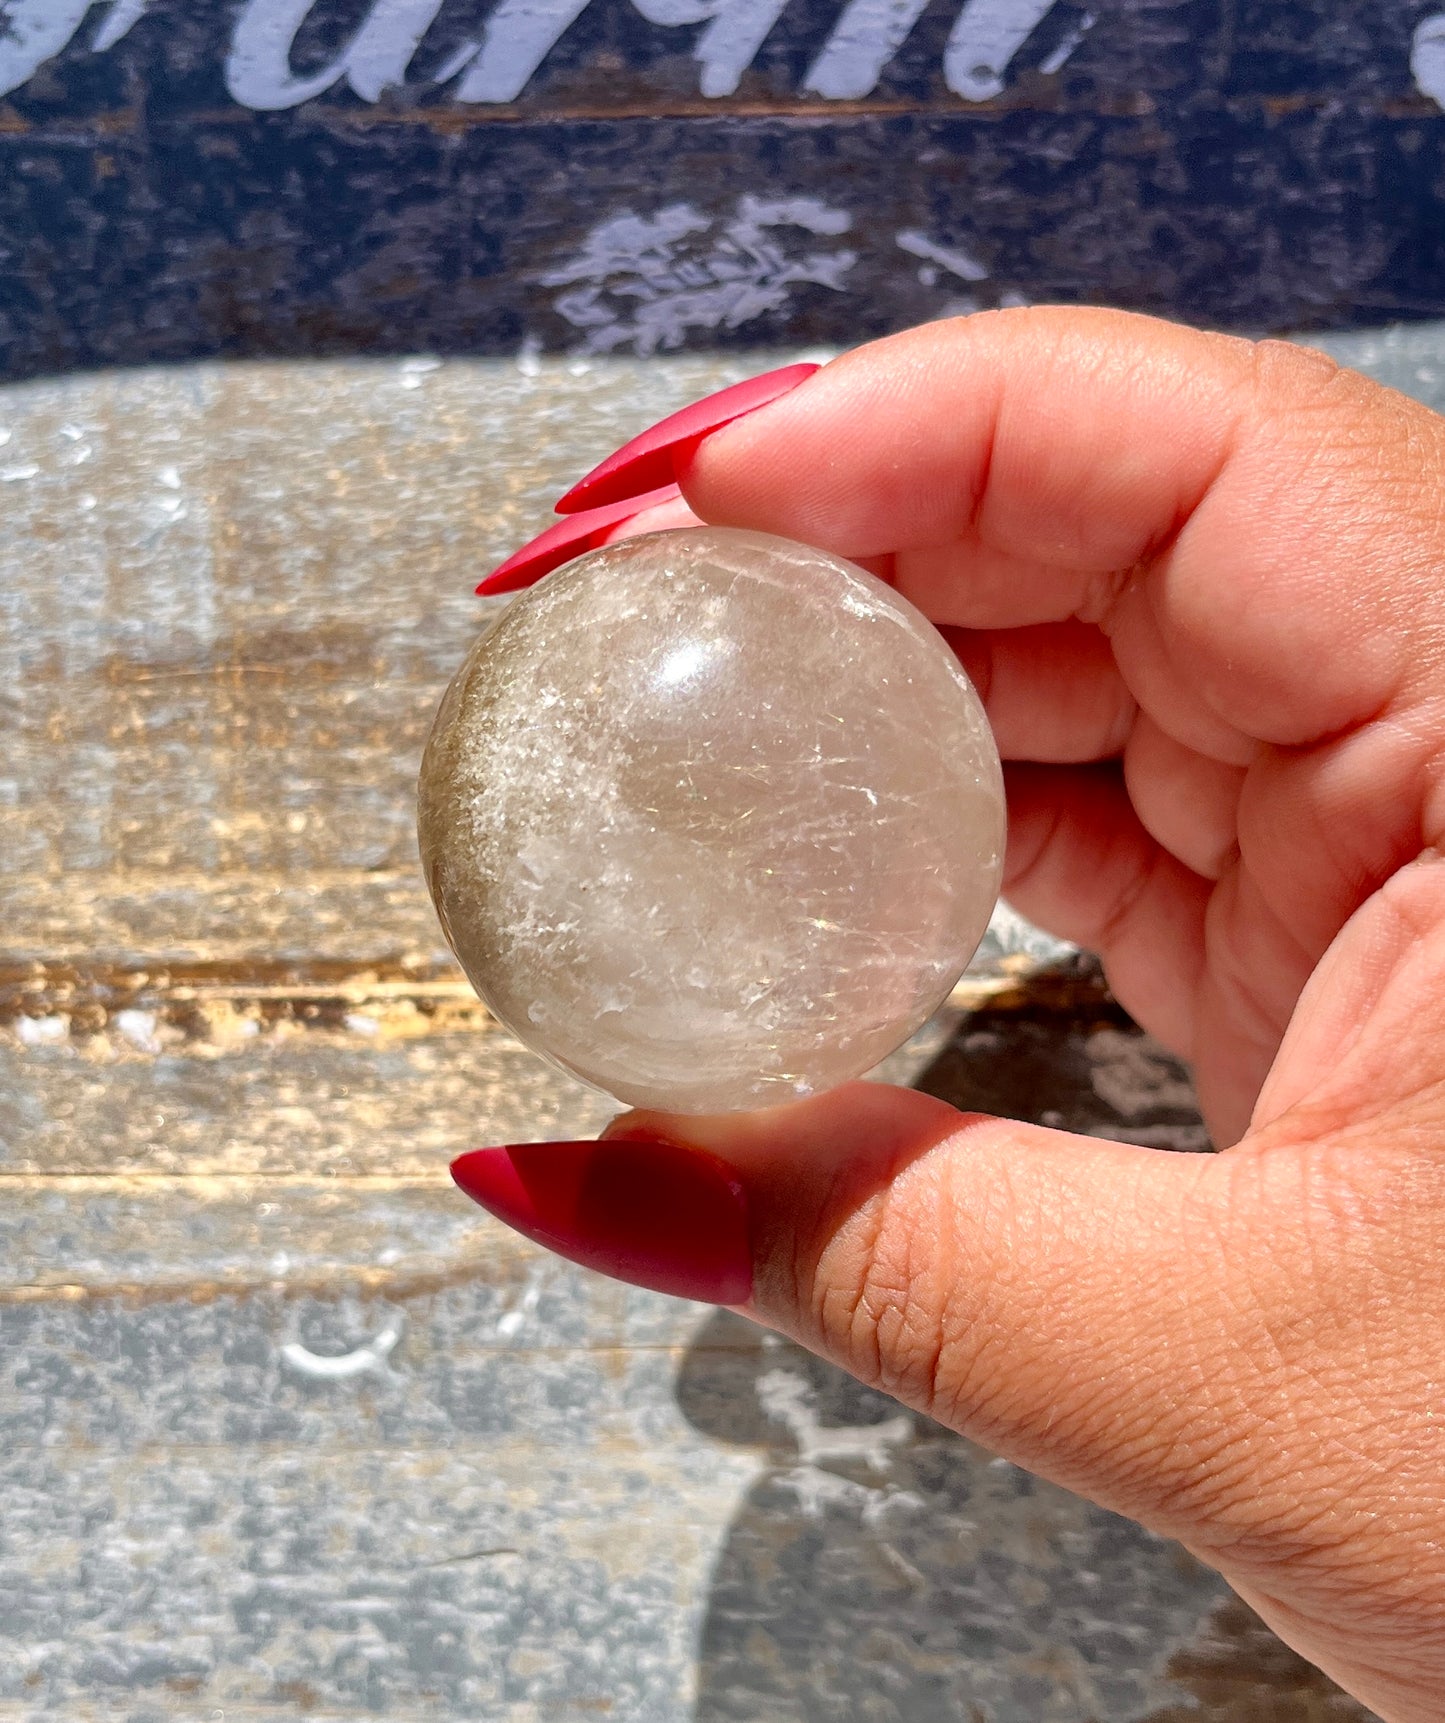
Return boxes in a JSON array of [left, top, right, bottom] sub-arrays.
[[418, 527, 1004, 1114]]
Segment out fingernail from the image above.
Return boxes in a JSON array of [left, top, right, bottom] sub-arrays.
[[450, 1137, 752, 1305], [553, 362, 819, 515], [477, 484, 682, 595]]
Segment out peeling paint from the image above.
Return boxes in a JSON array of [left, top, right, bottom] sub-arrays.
[[541, 197, 857, 354]]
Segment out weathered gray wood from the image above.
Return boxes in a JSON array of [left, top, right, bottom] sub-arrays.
[[0, 1250, 1370, 1719]]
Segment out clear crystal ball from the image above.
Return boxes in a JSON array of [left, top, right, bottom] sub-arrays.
[[418, 527, 1004, 1114]]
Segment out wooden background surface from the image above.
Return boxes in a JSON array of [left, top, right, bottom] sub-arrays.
[[7, 1, 1445, 377], [0, 339, 1406, 1717]]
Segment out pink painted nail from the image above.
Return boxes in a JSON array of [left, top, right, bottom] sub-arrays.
[[553, 363, 819, 515], [477, 484, 682, 595], [451, 1136, 752, 1305]]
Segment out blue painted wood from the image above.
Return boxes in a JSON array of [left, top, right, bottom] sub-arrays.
[[3, 0, 1445, 377]]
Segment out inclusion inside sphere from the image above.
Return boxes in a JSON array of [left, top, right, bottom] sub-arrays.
[[418, 527, 1004, 1114]]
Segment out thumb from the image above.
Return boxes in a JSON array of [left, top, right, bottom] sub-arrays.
[[451, 1082, 1224, 1527], [453, 1069, 1445, 1716], [603, 1086, 1264, 1549]]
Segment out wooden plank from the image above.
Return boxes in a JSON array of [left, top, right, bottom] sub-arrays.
[[4, 4, 1445, 374], [0, 1273, 1369, 1721]]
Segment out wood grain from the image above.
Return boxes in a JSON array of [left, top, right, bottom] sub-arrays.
[[5, 4, 1445, 376]]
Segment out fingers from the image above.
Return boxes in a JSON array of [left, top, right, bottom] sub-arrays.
[[684, 308, 1247, 579], [945, 620, 1137, 763], [893, 532, 1110, 629], [1005, 760, 1313, 1142], [685, 308, 1445, 752], [1004, 762, 1209, 1062], [1123, 711, 1246, 880], [1253, 849, 1445, 1134]]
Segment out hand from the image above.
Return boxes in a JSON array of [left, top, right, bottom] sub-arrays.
[[456, 309, 1445, 1720]]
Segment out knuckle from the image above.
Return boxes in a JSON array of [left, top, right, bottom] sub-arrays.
[[802, 1149, 984, 1420], [795, 1113, 1445, 1623], [1247, 334, 1344, 401]]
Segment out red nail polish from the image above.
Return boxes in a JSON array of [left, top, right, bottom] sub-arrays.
[[451, 1137, 752, 1305], [553, 363, 819, 515], [477, 484, 682, 595]]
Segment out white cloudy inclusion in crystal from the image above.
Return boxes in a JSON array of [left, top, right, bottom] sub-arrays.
[[418, 528, 1004, 1114]]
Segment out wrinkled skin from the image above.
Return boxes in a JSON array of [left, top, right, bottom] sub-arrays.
[[608, 309, 1445, 1721]]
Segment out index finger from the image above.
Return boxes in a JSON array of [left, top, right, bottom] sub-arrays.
[[683, 308, 1249, 599], [680, 308, 1445, 752]]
